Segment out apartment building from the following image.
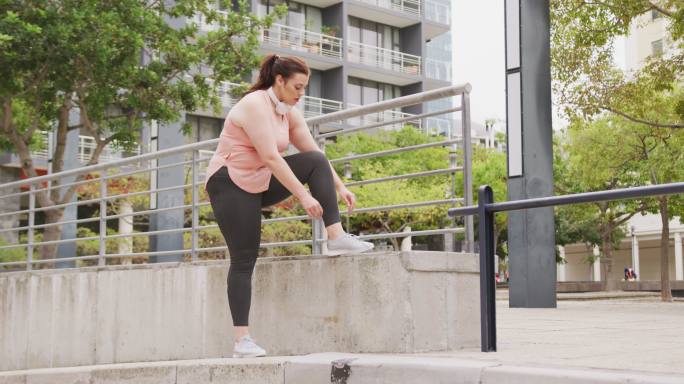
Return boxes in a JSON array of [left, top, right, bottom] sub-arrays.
[[0, 0, 455, 252]]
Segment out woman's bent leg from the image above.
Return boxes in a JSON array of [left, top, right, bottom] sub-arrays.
[[261, 151, 341, 226]]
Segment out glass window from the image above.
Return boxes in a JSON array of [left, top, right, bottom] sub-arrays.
[[348, 77, 362, 106], [651, 39, 663, 56]]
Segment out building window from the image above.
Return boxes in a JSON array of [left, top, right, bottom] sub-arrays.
[[348, 16, 401, 50], [258, 0, 322, 32], [651, 39, 663, 56], [186, 114, 224, 143]]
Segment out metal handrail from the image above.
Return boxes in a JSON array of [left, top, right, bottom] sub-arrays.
[[0, 84, 472, 270], [447, 181, 684, 353]]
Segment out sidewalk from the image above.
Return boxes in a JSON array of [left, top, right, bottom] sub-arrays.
[[2, 297, 683, 383]]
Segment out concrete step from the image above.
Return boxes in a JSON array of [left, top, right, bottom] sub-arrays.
[[1, 353, 683, 384]]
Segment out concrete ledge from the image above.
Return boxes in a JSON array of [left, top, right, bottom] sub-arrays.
[[1, 251, 480, 371], [2, 354, 683, 384]]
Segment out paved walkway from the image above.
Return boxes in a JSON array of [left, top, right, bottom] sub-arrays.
[[423, 297, 684, 375], [2, 297, 683, 383]]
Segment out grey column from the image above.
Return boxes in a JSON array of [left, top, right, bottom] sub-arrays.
[[149, 115, 186, 263], [504, 0, 556, 307], [56, 110, 81, 268]]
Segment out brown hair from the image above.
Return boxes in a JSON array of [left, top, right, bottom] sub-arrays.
[[245, 54, 310, 95]]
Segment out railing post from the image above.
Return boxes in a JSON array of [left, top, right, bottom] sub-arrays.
[[478, 185, 497, 352], [27, 183, 35, 271], [462, 90, 474, 253], [191, 149, 199, 261], [99, 170, 107, 266], [311, 124, 325, 256]]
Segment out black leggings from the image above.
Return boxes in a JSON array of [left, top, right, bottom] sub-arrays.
[[205, 150, 341, 326]]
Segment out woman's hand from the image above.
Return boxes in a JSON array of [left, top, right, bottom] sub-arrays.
[[299, 193, 323, 219], [337, 186, 356, 213]]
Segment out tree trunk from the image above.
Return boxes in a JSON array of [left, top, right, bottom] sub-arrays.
[[659, 197, 673, 302], [39, 208, 65, 267]]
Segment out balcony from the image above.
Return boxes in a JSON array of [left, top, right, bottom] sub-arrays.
[[348, 0, 420, 29], [347, 41, 421, 84], [425, 0, 450, 25], [424, 0, 450, 39], [26, 132, 141, 167], [259, 23, 343, 68], [425, 58, 452, 82], [296, 95, 345, 119]]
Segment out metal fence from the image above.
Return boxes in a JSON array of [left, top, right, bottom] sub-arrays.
[[0, 84, 473, 271], [448, 181, 684, 353]]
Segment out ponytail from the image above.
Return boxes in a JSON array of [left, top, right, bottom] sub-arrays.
[[244, 54, 309, 96]]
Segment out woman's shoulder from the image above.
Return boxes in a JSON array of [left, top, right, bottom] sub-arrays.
[[229, 90, 267, 125]]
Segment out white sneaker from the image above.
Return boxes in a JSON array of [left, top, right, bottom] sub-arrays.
[[233, 335, 266, 358], [325, 233, 375, 256]]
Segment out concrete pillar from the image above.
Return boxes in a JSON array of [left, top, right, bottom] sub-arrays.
[[557, 245, 566, 282], [401, 226, 412, 251], [632, 234, 640, 281], [592, 245, 601, 282], [675, 232, 683, 281], [119, 200, 134, 265], [56, 111, 80, 269]]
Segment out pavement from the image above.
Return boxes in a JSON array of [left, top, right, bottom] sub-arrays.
[[2, 296, 684, 383]]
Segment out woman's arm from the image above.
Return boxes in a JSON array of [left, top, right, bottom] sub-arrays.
[[288, 108, 356, 212]]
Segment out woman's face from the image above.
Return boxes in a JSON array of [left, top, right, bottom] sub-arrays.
[[275, 72, 309, 105]]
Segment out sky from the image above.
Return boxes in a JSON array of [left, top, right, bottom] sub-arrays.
[[451, 1, 507, 128]]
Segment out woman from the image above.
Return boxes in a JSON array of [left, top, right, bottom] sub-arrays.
[[204, 54, 374, 358]]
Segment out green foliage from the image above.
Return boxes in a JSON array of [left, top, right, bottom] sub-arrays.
[[551, 1, 684, 128]]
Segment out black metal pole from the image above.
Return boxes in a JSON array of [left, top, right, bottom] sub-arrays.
[[478, 185, 497, 352]]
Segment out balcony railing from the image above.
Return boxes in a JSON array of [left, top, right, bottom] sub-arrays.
[[347, 41, 422, 76], [261, 23, 343, 60], [296, 96, 345, 119], [425, 0, 451, 25], [357, 0, 422, 17], [30, 132, 141, 165], [425, 58, 452, 82]]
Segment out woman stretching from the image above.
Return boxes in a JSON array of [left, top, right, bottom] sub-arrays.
[[204, 54, 374, 358]]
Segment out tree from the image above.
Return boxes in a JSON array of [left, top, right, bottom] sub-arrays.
[[326, 126, 454, 250], [0, 0, 286, 260], [560, 119, 652, 290], [551, 0, 684, 129]]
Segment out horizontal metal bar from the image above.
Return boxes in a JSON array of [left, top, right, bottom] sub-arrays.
[[29, 255, 100, 265], [307, 84, 471, 125], [330, 139, 460, 164], [0, 188, 34, 200], [345, 168, 462, 187], [356, 227, 464, 241], [345, 198, 463, 215], [489, 182, 684, 213], [105, 183, 193, 202], [105, 226, 191, 240], [448, 182, 684, 217], [103, 157, 198, 181], [316, 107, 461, 139], [0, 260, 28, 268], [0, 217, 100, 234], [105, 203, 192, 221]]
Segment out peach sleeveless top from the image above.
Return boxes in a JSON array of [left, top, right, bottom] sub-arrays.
[[204, 90, 290, 193]]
